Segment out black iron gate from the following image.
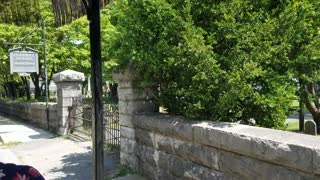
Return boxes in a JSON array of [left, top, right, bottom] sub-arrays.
[[68, 96, 120, 152], [68, 97, 92, 136], [104, 99, 120, 151]]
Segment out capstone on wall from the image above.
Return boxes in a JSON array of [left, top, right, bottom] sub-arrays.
[[121, 114, 320, 180]]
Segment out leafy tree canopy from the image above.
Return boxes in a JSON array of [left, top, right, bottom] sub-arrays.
[[0, 0, 118, 99], [106, 0, 320, 128], [0, 0, 41, 26]]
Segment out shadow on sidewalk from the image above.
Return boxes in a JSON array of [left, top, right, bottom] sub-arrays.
[[48, 147, 120, 180], [0, 112, 56, 143]]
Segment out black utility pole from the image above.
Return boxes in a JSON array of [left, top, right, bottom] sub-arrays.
[[84, 0, 104, 179], [299, 79, 305, 132], [299, 95, 305, 131]]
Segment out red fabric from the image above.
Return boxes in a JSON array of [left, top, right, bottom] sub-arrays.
[[0, 163, 45, 180]]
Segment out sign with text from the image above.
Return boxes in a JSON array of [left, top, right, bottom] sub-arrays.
[[9, 47, 39, 74]]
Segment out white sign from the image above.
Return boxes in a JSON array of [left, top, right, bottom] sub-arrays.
[[9, 47, 39, 74]]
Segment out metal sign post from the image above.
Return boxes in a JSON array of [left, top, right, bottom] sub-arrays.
[[41, 18, 49, 130], [4, 18, 49, 130]]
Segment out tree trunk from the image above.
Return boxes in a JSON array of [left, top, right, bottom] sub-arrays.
[[303, 82, 320, 132], [31, 73, 41, 99], [313, 113, 320, 133], [110, 83, 118, 102], [3, 75, 9, 98], [21, 77, 31, 100], [9, 76, 17, 100], [9, 82, 16, 100]]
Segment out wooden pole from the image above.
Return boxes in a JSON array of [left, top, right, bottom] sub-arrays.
[[88, 0, 104, 179]]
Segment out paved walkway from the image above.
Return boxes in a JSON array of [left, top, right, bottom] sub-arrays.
[[285, 112, 313, 124], [0, 113, 120, 180], [0, 113, 55, 144]]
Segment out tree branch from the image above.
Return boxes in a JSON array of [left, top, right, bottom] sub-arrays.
[[81, 0, 91, 20], [304, 84, 318, 116], [306, 82, 320, 109], [81, 0, 89, 12], [313, 83, 320, 109]]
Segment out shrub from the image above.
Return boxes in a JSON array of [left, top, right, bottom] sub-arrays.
[[106, 0, 305, 128]]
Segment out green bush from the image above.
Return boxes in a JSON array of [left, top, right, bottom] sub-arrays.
[[105, 0, 320, 128]]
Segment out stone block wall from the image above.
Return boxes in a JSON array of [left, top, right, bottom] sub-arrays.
[[0, 101, 57, 129], [0, 70, 84, 135], [115, 67, 320, 180], [120, 114, 320, 180], [53, 69, 85, 135]]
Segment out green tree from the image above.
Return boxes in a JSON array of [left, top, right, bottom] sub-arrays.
[[0, 0, 41, 26], [0, 24, 35, 99], [275, 1, 320, 131], [106, 0, 320, 129], [0, 0, 117, 100]]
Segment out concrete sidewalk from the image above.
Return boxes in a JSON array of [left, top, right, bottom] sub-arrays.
[[0, 113, 120, 180], [0, 113, 55, 144], [6, 138, 119, 180]]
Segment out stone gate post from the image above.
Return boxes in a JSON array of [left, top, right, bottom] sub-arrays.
[[113, 66, 159, 168], [53, 69, 85, 135]]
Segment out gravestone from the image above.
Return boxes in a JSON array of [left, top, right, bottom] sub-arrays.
[[86, 75, 92, 98], [304, 120, 317, 135]]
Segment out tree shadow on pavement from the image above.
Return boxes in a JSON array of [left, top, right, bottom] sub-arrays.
[[48, 148, 120, 180]]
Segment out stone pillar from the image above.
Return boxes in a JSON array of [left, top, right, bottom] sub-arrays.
[[53, 69, 85, 135], [113, 66, 159, 169]]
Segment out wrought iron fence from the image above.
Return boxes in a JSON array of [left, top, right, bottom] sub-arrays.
[[67, 96, 120, 152], [67, 97, 91, 136], [104, 100, 120, 151]]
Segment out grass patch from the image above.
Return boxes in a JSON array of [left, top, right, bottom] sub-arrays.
[[290, 100, 299, 108], [115, 165, 135, 177], [285, 121, 299, 132], [285, 120, 316, 133], [289, 99, 309, 113], [0, 141, 22, 147], [105, 165, 137, 180]]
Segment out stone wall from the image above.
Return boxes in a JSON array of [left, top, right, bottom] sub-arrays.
[[0, 101, 57, 130], [115, 67, 320, 180], [120, 114, 320, 180], [0, 70, 84, 135], [53, 69, 85, 135], [54, 81, 83, 134]]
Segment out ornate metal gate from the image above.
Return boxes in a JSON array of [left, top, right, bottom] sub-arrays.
[[67, 96, 120, 152], [67, 97, 92, 136], [104, 99, 120, 151]]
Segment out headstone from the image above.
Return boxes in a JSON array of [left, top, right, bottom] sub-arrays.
[[304, 120, 317, 135], [105, 81, 110, 93], [86, 75, 92, 98]]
